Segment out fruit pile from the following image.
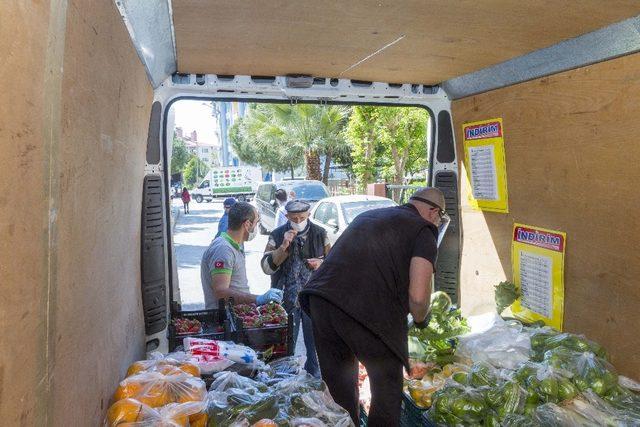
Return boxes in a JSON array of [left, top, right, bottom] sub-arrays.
[[234, 302, 288, 328], [172, 318, 202, 335], [106, 356, 208, 426]]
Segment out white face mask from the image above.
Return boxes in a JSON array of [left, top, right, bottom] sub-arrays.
[[246, 221, 258, 241], [290, 219, 308, 232]]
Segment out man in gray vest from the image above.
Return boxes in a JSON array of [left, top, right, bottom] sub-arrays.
[[261, 200, 330, 377]]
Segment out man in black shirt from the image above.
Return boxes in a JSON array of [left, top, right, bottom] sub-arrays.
[[299, 187, 446, 426]]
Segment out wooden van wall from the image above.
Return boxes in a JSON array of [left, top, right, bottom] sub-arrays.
[[451, 53, 640, 378]]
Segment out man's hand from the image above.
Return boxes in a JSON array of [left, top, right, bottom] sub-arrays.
[[281, 230, 297, 250], [256, 288, 284, 305], [305, 258, 323, 270]]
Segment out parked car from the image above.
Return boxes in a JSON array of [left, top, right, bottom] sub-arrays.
[[310, 195, 397, 246], [255, 179, 330, 234]]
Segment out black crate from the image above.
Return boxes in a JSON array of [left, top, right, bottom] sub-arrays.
[[168, 304, 232, 352], [401, 391, 431, 427], [226, 299, 295, 361], [233, 312, 295, 360]]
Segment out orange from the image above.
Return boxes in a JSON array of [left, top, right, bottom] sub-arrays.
[[106, 398, 144, 425], [189, 412, 208, 427], [175, 378, 207, 403], [252, 420, 277, 427], [137, 382, 171, 408], [179, 362, 200, 377], [158, 365, 184, 376], [113, 381, 143, 401], [126, 361, 149, 377]]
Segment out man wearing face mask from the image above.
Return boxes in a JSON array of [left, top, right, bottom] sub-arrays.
[[201, 201, 283, 309], [299, 187, 448, 426], [261, 200, 331, 377]]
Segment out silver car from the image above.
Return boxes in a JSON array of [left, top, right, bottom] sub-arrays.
[[310, 195, 397, 246]]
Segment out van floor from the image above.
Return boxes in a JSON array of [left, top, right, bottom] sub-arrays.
[[172, 198, 305, 355]]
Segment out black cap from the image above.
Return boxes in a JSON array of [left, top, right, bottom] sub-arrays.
[[285, 200, 311, 213]]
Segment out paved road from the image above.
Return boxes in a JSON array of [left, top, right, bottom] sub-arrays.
[[172, 198, 306, 355]]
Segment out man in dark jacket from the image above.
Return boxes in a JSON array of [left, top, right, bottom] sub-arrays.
[[299, 187, 446, 426], [261, 200, 331, 377]]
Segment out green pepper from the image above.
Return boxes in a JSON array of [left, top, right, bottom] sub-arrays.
[[451, 395, 486, 423], [485, 387, 504, 408], [538, 377, 558, 402], [452, 372, 468, 385], [484, 412, 501, 427], [502, 381, 525, 414], [557, 378, 578, 401], [523, 403, 538, 416]]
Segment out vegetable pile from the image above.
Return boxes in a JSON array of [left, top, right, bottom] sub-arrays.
[[426, 323, 640, 426], [408, 291, 470, 367], [494, 281, 519, 315], [234, 302, 288, 328]]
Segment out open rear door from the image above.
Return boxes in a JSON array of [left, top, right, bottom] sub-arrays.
[[141, 100, 170, 352], [429, 109, 461, 305]]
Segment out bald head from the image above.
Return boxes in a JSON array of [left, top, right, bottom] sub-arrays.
[[411, 187, 445, 211]]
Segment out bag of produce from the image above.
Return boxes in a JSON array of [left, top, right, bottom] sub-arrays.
[[113, 371, 207, 408], [500, 413, 536, 427], [105, 398, 206, 427], [284, 390, 353, 427], [126, 352, 201, 378], [543, 348, 618, 397], [511, 361, 577, 404], [204, 389, 281, 426], [255, 355, 308, 384], [562, 390, 640, 426], [210, 371, 269, 394], [457, 315, 531, 370], [430, 383, 489, 425], [530, 331, 607, 362], [530, 403, 598, 427], [408, 292, 470, 367]]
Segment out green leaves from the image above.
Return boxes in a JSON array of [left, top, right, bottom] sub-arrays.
[[495, 281, 520, 314]]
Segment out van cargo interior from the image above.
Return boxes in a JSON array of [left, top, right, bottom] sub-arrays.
[[2, 1, 640, 424]]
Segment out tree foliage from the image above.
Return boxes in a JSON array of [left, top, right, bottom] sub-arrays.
[[230, 103, 350, 183], [171, 136, 194, 174], [346, 106, 429, 196], [183, 156, 209, 187]]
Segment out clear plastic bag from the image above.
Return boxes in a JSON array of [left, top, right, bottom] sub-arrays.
[[531, 403, 598, 427], [113, 371, 207, 408], [563, 390, 640, 426], [203, 389, 280, 426], [126, 352, 201, 378], [284, 390, 354, 427], [511, 361, 577, 404], [544, 348, 618, 396], [430, 383, 489, 425], [530, 331, 607, 362], [105, 398, 206, 427], [457, 316, 531, 370], [210, 371, 269, 394]]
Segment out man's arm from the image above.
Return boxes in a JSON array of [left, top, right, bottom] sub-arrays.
[[211, 272, 257, 304], [408, 256, 434, 323]]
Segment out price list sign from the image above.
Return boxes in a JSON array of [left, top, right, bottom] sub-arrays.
[[511, 224, 566, 330], [463, 118, 509, 212]]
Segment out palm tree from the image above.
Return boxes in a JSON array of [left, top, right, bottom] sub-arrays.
[[271, 104, 350, 183]]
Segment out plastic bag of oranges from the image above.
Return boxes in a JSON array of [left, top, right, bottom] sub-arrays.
[[126, 352, 200, 378], [114, 372, 207, 408], [105, 398, 207, 426]]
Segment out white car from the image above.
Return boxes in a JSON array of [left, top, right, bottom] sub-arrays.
[[310, 195, 397, 246]]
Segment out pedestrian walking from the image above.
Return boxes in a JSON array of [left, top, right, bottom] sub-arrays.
[[261, 200, 330, 378], [215, 197, 237, 238], [299, 187, 448, 426], [181, 187, 191, 214]]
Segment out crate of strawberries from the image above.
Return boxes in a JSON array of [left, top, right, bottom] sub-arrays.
[[230, 301, 294, 360], [168, 302, 232, 351]]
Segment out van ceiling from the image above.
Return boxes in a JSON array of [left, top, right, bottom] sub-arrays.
[[171, 1, 640, 85]]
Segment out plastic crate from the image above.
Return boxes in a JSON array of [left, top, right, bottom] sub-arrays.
[[168, 306, 232, 352], [233, 312, 295, 360], [400, 391, 431, 427]]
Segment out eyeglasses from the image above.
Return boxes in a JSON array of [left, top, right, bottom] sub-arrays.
[[410, 196, 447, 219]]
